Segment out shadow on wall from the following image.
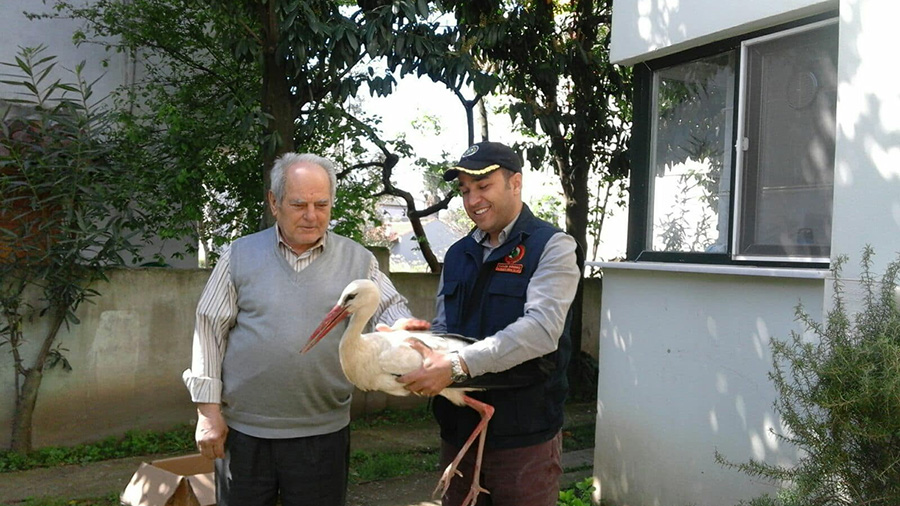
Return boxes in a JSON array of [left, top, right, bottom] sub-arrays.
[[595, 269, 823, 505]]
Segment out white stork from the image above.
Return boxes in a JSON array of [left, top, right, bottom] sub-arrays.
[[301, 279, 494, 506]]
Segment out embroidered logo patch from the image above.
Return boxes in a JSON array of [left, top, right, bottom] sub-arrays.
[[495, 245, 525, 274], [461, 145, 479, 158]]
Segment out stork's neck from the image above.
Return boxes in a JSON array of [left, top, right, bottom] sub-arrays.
[[341, 303, 377, 352], [338, 304, 378, 377]]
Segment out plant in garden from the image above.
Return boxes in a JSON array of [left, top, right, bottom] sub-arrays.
[[717, 247, 900, 505], [0, 46, 151, 453], [557, 477, 596, 506]]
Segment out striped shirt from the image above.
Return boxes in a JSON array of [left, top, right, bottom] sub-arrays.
[[182, 227, 413, 404]]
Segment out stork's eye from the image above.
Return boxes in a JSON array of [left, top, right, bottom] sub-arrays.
[[345, 294, 356, 303]]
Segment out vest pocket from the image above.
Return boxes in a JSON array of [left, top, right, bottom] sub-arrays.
[[486, 275, 529, 296], [484, 276, 529, 329], [439, 279, 463, 327]]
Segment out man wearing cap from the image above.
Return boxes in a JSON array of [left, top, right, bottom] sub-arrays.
[[399, 141, 581, 506]]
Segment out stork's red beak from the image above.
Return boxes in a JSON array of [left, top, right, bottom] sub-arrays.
[[301, 304, 349, 354]]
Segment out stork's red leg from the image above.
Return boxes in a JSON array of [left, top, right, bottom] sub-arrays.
[[434, 395, 494, 505]]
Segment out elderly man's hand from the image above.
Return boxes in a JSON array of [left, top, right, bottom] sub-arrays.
[[195, 403, 228, 460], [376, 317, 431, 332]]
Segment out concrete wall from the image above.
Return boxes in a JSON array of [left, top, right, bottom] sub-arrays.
[[0, 268, 600, 449], [830, 0, 900, 280], [0, 0, 198, 269], [609, 0, 836, 65], [600, 0, 900, 504], [594, 265, 824, 506], [1, 0, 130, 102]]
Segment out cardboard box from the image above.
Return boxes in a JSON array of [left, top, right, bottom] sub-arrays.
[[121, 454, 215, 506]]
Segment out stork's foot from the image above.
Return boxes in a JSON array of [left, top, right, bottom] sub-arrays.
[[461, 479, 489, 506], [433, 463, 462, 499], [433, 463, 489, 506]]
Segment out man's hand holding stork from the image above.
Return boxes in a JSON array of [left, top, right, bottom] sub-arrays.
[[374, 318, 467, 397], [398, 340, 470, 397]]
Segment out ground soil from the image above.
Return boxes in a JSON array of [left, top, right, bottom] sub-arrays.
[[0, 403, 596, 506]]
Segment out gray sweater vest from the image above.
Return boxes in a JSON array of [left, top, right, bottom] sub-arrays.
[[222, 228, 372, 438]]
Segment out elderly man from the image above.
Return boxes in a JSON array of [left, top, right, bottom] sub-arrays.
[[400, 141, 581, 506], [183, 152, 426, 506]]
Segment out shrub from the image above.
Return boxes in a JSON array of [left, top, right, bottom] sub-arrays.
[[558, 477, 596, 506], [719, 247, 900, 505]]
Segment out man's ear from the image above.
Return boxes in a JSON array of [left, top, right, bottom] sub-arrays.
[[267, 190, 278, 215], [512, 172, 523, 195]]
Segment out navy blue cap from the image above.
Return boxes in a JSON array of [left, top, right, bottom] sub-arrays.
[[443, 141, 523, 181]]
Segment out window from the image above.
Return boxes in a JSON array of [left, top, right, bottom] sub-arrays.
[[628, 17, 838, 266]]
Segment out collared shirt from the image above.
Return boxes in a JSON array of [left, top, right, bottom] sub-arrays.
[[182, 228, 413, 404], [432, 213, 580, 377]]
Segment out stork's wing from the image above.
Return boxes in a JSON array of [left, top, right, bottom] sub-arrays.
[[370, 330, 473, 377]]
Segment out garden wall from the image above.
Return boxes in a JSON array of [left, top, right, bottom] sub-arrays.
[[0, 267, 600, 449]]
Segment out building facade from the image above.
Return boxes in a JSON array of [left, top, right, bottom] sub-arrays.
[[596, 0, 900, 504]]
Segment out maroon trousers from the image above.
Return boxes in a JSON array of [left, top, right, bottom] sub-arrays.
[[440, 430, 563, 506]]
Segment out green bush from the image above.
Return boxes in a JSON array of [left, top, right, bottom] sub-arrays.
[[558, 477, 596, 506], [719, 247, 900, 505]]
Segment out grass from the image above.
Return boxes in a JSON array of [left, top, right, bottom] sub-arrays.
[[3, 493, 121, 506], [349, 404, 433, 430], [562, 422, 595, 452], [1, 402, 596, 506], [350, 448, 440, 483], [0, 424, 195, 473], [0, 406, 434, 474]]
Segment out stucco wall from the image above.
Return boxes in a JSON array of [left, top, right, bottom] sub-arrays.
[[830, 0, 900, 280], [0, 268, 600, 449], [594, 266, 824, 506], [609, 0, 837, 65]]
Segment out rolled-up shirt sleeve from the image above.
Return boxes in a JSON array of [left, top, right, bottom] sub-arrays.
[[182, 247, 237, 404], [458, 233, 580, 377]]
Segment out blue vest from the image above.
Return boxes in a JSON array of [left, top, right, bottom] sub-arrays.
[[434, 205, 573, 450]]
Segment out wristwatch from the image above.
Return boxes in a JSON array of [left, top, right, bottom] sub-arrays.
[[448, 352, 469, 383]]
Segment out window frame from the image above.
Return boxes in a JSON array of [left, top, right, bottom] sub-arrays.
[[626, 13, 837, 269]]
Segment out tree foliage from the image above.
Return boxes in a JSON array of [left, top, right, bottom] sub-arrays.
[[718, 247, 900, 506], [0, 46, 152, 452], [46, 0, 463, 268], [423, 0, 632, 358]]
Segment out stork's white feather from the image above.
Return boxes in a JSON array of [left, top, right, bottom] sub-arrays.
[[304, 278, 493, 506], [307, 279, 471, 406]]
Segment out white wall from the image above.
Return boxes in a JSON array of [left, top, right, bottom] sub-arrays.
[[594, 266, 824, 506], [1, 1, 199, 268], [0, 0, 133, 102], [609, 0, 837, 65], [830, 0, 900, 279], [601, 0, 900, 503]]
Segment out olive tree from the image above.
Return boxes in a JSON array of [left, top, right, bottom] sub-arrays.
[[0, 47, 152, 452]]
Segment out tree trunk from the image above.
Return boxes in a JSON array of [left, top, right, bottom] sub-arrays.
[[379, 152, 443, 273], [9, 303, 67, 453], [258, 0, 297, 229], [477, 98, 490, 142], [561, 156, 589, 373], [10, 368, 41, 453], [564, 0, 603, 388]]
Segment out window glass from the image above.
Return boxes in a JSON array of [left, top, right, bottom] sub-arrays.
[[736, 23, 837, 260], [649, 52, 736, 253]]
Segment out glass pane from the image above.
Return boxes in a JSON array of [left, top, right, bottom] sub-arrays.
[[738, 23, 837, 258], [649, 52, 736, 253]]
